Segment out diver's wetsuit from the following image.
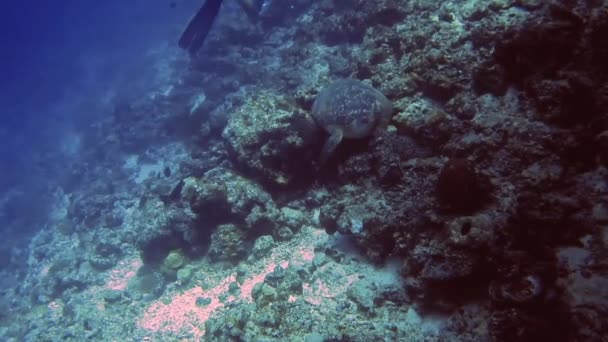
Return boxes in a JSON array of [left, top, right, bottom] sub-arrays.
[[178, 0, 266, 55]]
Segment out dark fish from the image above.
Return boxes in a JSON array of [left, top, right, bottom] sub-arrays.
[[160, 179, 185, 204], [238, 0, 265, 21]]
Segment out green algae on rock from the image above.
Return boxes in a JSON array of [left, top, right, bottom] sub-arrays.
[[162, 249, 186, 271]]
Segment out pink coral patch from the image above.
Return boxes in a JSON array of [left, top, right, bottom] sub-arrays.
[[104, 257, 143, 291], [138, 242, 328, 338], [137, 275, 236, 340]]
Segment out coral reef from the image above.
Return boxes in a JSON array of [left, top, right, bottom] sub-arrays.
[[1, 0, 608, 341], [223, 93, 319, 187]]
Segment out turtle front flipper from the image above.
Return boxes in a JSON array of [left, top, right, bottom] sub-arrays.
[[319, 128, 343, 166]]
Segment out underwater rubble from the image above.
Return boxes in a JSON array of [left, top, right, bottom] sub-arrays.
[[1, 0, 608, 341]]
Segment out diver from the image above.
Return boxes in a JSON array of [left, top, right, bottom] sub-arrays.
[[178, 0, 273, 55]]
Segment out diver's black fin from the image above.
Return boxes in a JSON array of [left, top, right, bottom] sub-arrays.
[[178, 0, 224, 55]]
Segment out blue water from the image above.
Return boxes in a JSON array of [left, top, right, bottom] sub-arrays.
[[0, 1, 202, 233]]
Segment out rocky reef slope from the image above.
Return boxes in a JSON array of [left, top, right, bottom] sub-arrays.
[[1, 0, 607, 341]]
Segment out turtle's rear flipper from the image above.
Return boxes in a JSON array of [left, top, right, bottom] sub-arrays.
[[178, 0, 224, 55], [319, 129, 343, 166]]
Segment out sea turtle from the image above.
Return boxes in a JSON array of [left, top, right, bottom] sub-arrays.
[[311, 79, 393, 165]]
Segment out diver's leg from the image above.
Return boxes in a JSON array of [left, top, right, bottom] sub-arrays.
[[178, 0, 224, 55]]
